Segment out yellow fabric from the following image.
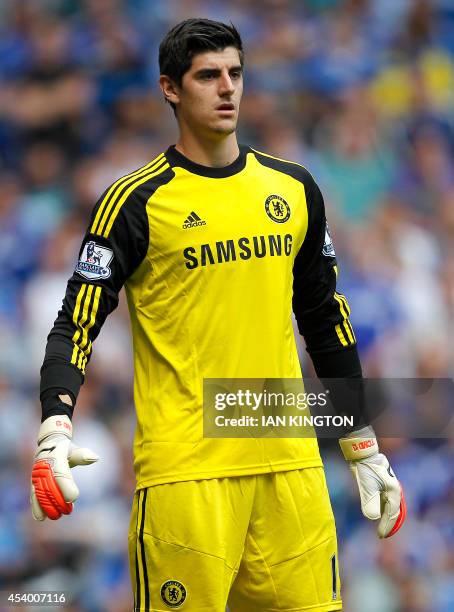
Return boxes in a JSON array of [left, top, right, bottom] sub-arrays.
[[125, 151, 323, 488], [128, 468, 342, 611], [70, 284, 102, 374]]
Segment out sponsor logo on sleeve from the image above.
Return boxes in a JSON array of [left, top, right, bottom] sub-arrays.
[[322, 223, 336, 257], [75, 241, 113, 280]]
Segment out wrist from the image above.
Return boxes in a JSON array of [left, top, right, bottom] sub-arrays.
[[41, 389, 74, 422], [339, 425, 378, 461]]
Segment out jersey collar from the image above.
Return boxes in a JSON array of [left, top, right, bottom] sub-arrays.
[[165, 145, 249, 178]]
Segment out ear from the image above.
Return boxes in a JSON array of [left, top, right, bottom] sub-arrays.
[[159, 75, 180, 106]]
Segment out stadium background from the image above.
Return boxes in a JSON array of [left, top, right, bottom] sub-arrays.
[[0, 0, 453, 610]]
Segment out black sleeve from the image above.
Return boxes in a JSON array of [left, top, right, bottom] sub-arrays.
[[292, 173, 358, 360], [292, 173, 366, 430], [40, 186, 149, 421]]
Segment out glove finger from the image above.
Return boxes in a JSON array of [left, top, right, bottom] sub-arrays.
[[68, 445, 99, 467], [351, 464, 381, 520], [54, 473, 80, 503], [30, 483, 47, 521], [31, 460, 73, 520], [378, 483, 407, 539]]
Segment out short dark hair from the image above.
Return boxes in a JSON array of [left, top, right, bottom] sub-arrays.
[[159, 18, 244, 99]]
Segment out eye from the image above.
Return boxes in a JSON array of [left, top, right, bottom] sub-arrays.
[[230, 70, 242, 80]]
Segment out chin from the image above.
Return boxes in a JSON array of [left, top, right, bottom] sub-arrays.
[[212, 122, 237, 135], [213, 128, 236, 136]]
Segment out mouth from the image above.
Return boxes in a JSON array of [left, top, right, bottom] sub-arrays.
[[216, 103, 235, 112]]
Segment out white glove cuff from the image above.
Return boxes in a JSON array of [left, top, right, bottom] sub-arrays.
[[339, 425, 378, 461], [38, 415, 73, 444]]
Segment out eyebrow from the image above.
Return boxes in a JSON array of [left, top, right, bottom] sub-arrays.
[[194, 65, 243, 78]]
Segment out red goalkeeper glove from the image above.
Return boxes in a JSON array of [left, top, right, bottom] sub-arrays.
[[30, 415, 99, 520]]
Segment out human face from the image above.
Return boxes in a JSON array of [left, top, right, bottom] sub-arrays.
[[166, 47, 243, 138]]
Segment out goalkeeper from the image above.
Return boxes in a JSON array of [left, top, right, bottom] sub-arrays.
[[31, 18, 405, 612]]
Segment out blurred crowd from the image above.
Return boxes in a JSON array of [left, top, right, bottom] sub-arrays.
[[0, 0, 453, 611]]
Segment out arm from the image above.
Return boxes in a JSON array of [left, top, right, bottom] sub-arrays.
[[292, 171, 365, 427], [292, 172, 406, 538], [31, 185, 149, 520], [40, 188, 149, 421]]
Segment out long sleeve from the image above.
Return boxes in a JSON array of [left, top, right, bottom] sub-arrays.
[[292, 173, 366, 430], [40, 183, 150, 418], [292, 172, 362, 379]]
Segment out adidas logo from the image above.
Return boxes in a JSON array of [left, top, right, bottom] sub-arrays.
[[182, 211, 207, 229]]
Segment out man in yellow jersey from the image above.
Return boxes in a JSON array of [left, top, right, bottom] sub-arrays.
[[30, 18, 406, 612]]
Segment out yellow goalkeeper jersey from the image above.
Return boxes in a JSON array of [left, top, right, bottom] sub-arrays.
[[41, 145, 357, 488]]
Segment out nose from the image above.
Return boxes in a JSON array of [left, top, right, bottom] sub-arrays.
[[218, 69, 235, 96]]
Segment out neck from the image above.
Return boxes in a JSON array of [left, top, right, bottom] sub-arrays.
[[175, 128, 239, 168]]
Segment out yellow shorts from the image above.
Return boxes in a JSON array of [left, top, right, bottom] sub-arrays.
[[129, 468, 342, 611]]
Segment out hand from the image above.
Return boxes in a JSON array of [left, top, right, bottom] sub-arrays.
[[339, 427, 407, 538], [30, 415, 99, 521]]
